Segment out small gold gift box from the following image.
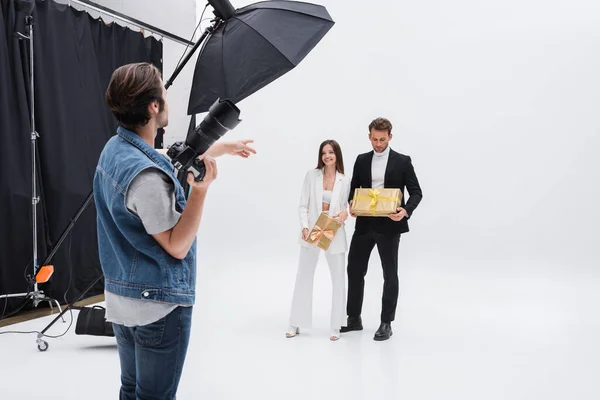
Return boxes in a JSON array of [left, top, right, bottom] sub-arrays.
[[306, 212, 341, 251], [350, 188, 402, 217]]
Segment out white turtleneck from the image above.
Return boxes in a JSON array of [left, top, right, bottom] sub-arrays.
[[371, 145, 390, 188]]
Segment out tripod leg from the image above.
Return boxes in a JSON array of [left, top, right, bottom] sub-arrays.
[[52, 299, 65, 323], [43, 297, 66, 323]]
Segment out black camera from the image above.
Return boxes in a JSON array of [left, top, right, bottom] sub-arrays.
[[167, 98, 241, 183]]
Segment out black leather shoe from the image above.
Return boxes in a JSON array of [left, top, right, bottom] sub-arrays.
[[340, 316, 363, 333], [373, 322, 392, 341]]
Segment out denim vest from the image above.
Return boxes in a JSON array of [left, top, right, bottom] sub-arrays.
[[93, 126, 196, 305]]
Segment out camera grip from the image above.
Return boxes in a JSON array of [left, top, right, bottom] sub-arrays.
[[188, 158, 206, 182]]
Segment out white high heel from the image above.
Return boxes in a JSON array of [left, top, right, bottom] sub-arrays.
[[286, 326, 299, 338], [330, 329, 340, 341]]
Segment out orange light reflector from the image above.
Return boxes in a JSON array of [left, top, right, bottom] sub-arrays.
[[36, 265, 54, 283]]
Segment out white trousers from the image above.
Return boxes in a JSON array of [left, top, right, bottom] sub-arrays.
[[289, 246, 346, 331]]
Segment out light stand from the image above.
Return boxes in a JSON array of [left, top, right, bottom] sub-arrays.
[[0, 3, 65, 328]]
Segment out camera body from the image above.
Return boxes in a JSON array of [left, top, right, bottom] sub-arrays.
[[167, 142, 208, 182], [167, 98, 241, 183]]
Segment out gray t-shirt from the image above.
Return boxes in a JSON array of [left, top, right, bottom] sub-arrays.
[[104, 168, 189, 327], [125, 168, 181, 234]]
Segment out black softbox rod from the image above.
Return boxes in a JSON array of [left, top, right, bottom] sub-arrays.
[[41, 192, 94, 268], [165, 19, 221, 90], [166, 0, 236, 89]]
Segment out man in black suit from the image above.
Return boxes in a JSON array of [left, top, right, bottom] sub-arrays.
[[341, 117, 423, 341]]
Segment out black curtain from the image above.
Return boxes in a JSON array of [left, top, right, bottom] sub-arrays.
[[0, 0, 163, 317]]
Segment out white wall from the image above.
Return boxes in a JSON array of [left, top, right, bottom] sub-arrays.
[[188, 0, 600, 271]]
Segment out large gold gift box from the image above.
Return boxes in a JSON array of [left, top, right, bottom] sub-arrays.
[[350, 188, 402, 217], [306, 212, 341, 251]]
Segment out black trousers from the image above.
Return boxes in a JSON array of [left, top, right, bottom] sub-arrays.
[[346, 230, 401, 323]]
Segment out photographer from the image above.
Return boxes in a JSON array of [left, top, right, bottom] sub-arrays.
[[93, 62, 255, 399]]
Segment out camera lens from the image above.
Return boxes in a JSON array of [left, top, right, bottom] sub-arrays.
[[185, 98, 241, 156], [169, 98, 242, 186]]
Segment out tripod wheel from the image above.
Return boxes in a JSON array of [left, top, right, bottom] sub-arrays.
[[37, 340, 48, 352]]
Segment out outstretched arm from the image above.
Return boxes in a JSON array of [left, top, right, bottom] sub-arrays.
[[204, 140, 257, 158], [158, 140, 256, 159]]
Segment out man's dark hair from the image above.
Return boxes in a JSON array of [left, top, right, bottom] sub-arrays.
[[368, 117, 392, 135], [106, 62, 164, 129]]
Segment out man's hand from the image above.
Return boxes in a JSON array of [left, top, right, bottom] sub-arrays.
[[349, 201, 356, 218], [302, 228, 309, 241], [389, 207, 408, 221], [225, 140, 256, 158], [205, 140, 256, 158], [187, 155, 217, 190]]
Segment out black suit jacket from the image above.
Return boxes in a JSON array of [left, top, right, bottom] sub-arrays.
[[348, 149, 423, 234]]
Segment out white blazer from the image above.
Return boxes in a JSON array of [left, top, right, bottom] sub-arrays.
[[298, 168, 351, 254]]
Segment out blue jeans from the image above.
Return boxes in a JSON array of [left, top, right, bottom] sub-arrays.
[[112, 306, 193, 400]]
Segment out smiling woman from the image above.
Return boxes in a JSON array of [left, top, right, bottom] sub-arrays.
[[286, 139, 350, 341]]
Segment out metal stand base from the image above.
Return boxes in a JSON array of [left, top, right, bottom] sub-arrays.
[[0, 288, 67, 352], [0, 289, 66, 322]]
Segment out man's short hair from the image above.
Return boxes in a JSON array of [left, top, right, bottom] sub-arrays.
[[106, 62, 164, 129], [369, 117, 392, 135]]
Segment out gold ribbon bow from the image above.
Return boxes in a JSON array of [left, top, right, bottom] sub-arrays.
[[368, 189, 380, 212]]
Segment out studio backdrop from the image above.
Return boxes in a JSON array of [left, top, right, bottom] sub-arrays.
[[0, 0, 163, 316]]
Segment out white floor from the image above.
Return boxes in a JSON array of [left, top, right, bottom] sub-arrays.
[[1, 256, 599, 399]]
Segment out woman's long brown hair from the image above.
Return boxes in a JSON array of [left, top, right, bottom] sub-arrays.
[[316, 139, 344, 174]]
